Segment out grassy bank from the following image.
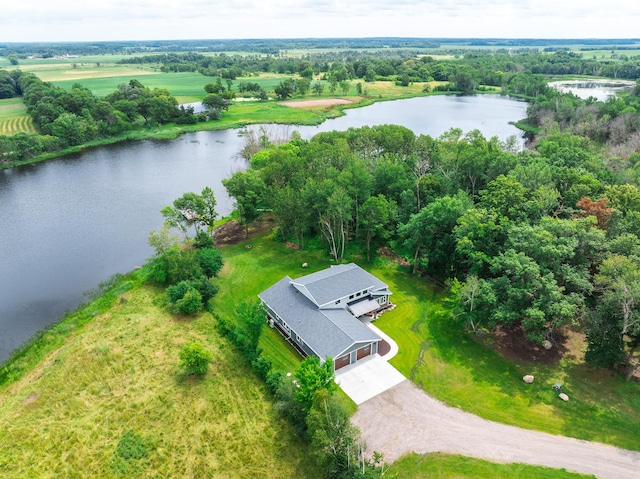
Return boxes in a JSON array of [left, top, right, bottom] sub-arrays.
[[392, 453, 596, 479], [0, 270, 319, 478], [0, 99, 352, 170]]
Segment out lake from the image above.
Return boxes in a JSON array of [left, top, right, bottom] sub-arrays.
[[0, 94, 527, 363], [548, 79, 636, 101]]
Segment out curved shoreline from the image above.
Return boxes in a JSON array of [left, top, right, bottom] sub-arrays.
[[2, 89, 521, 172], [0, 95, 380, 171]]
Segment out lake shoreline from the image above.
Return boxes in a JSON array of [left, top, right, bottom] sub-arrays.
[[0, 94, 529, 364], [1, 90, 525, 172]]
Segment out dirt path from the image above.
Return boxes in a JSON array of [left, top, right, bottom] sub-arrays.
[[280, 98, 352, 108], [352, 380, 640, 479]]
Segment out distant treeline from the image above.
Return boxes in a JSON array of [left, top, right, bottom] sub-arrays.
[[2, 37, 640, 56], [117, 50, 640, 86]]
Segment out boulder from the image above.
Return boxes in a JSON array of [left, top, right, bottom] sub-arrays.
[[302, 262, 308, 268], [523, 375, 534, 384], [559, 393, 569, 401], [542, 340, 553, 350]]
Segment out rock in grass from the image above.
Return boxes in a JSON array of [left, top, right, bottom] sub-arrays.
[[523, 375, 534, 384], [559, 393, 569, 401]]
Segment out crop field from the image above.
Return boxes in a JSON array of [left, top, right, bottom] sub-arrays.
[[52, 71, 209, 101], [51, 71, 326, 102], [0, 99, 36, 135]]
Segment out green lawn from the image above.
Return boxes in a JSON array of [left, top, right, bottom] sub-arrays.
[[49, 70, 323, 103], [51, 72, 209, 102], [213, 228, 640, 452], [391, 453, 596, 479]]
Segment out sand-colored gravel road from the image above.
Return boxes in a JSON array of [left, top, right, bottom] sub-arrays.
[[352, 380, 640, 479]]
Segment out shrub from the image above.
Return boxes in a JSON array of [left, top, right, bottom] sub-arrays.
[[190, 276, 219, 304], [193, 230, 215, 249], [174, 288, 203, 315], [167, 281, 193, 303], [252, 355, 273, 380], [179, 341, 213, 375], [197, 247, 224, 277]]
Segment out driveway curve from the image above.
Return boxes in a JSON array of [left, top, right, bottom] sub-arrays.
[[352, 380, 640, 479]]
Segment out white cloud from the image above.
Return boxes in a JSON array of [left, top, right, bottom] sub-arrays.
[[2, 0, 640, 42]]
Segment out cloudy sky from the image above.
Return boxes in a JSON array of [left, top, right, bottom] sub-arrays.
[[3, 0, 639, 43]]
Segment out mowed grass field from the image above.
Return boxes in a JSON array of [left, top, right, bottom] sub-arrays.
[[0, 98, 36, 135], [392, 453, 596, 479]]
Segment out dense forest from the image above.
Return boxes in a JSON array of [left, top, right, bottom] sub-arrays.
[[221, 112, 640, 379]]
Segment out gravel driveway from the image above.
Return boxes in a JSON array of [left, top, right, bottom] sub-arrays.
[[352, 380, 640, 479]]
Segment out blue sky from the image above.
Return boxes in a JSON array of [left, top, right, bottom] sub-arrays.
[[3, 0, 639, 43]]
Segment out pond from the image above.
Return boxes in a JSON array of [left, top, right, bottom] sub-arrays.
[[0, 94, 527, 363], [548, 79, 636, 101]]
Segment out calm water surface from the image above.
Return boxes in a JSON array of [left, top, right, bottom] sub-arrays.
[[0, 95, 527, 362]]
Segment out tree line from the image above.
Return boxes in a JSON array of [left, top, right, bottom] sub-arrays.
[[0, 71, 209, 165], [4, 37, 638, 58], [222, 119, 640, 379], [116, 50, 640, 90]]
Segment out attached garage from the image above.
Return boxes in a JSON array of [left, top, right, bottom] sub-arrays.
[[357, 344, 372, 360], [335, 354, 351, 370]]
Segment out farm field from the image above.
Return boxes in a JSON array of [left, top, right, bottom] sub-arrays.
[[0, 98, 36, 135]]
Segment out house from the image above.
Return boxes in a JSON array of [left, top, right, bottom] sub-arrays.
[[258, 263, 392, 371]]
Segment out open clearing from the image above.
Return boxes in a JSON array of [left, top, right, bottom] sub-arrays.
[[280, 98, 353, 108], [353, 380, 640, 479], [0, 281, 319, 478]]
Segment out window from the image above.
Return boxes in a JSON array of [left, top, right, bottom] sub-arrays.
[[363, 289, 368, 294], [349, 294, 354, 299], [335, 299, 341, 305], [356, 292, 361, 297]]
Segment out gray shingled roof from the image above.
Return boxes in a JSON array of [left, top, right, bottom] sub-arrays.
[[291, 263, 388, 307], [258, 271, 382, 360]]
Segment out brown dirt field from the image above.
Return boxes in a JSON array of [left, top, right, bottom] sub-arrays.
[[483, 324, 584, 365], [213, 217, 275, 246], [280, 98, 353, 108]]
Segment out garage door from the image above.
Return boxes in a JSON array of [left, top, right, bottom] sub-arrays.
[[357, 344, 371, 360], [335, 354, 351, 370]]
